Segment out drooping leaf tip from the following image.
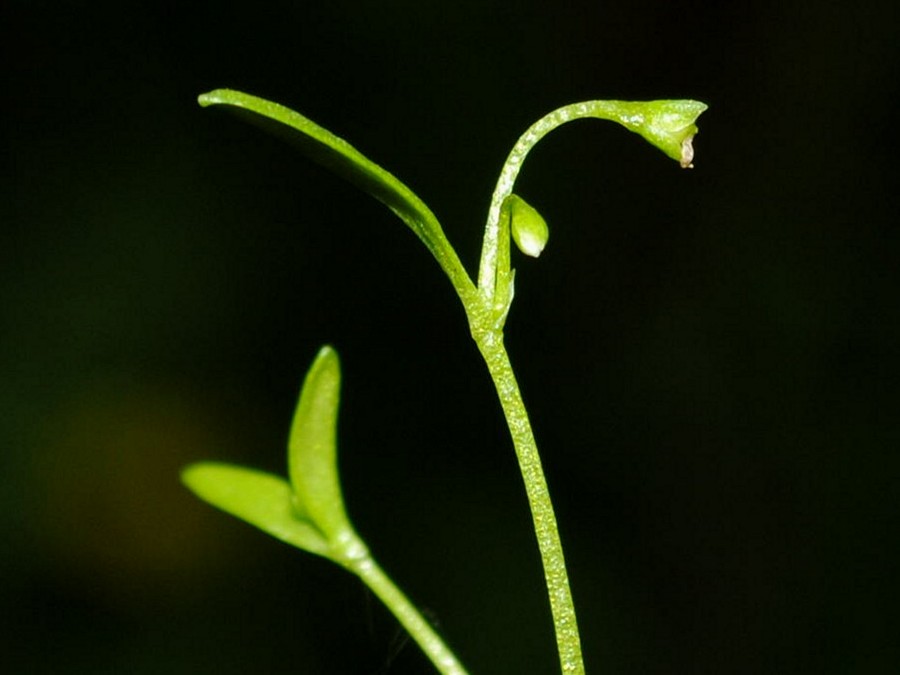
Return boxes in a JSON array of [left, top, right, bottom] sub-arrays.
[[604, 99, 707, 168]]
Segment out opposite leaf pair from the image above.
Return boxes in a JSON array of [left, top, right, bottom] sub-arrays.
[[182, 346, 364, 569], [182, 347, 469, 675]]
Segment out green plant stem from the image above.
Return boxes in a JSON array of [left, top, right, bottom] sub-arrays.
[[472, 329, 584, 675], [349, 547, 469, 675]]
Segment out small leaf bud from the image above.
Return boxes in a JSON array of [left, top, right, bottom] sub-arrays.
[[507, 194, 549, 258]]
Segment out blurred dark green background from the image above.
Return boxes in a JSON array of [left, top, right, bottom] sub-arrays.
[[3, 1, 898, 673]]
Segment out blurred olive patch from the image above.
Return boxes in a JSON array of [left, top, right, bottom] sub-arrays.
[[27, 375, 258, 612]]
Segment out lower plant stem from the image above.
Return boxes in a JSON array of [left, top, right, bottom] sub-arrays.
[[351, 552, 469, 675], [475, 333, 585, 675]]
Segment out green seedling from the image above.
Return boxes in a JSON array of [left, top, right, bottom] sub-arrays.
[[183, 89, 707, 674]]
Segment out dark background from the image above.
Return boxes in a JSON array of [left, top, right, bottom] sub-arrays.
[[3, 1, 898, 673]]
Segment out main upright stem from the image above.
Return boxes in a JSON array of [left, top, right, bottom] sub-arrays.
[[474, 331, 584, 675]]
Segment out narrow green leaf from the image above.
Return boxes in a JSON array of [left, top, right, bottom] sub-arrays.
[[287, 346, 353, 541], [181, 462, 330, 557], [198, 89, 475, 299]]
